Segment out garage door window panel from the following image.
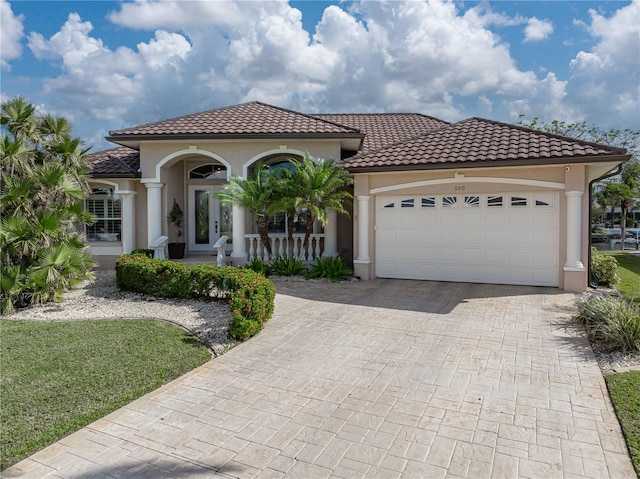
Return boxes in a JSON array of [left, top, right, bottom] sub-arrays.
[[422, 197, 436, 208], [464, 196, 480, 207], [442, 196, 457, 207], [511, 196, 528, 207], [487, 196, 503, 207]]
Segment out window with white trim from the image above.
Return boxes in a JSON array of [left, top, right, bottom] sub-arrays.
[[85, 188, 121, 242]]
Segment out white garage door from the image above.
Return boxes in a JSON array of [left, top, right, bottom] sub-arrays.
[[375, 192, 559, 286]]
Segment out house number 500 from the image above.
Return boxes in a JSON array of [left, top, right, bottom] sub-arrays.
[[454, 185, 465, 191]]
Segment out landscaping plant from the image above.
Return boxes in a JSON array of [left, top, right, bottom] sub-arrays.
[[308, 256, 353, 282], [602, 251, 640, 303], [243, 258, 271, 276], [269, 257, 307, 276], [575, 294, 640, 353], [591, 247, 620, 287]]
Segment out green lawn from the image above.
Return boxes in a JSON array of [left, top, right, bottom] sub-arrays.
[[606, 371, 640, 475], [599, 251, 640, 475], [602, 250, 640, 302], [0, 319, 211, 470]]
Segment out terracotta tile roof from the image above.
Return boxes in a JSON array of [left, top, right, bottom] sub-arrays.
[[344, 117, 628, 171], [108, 101, 362, 138], [312, 113, 449, 153], [86, 147, 140, 177]]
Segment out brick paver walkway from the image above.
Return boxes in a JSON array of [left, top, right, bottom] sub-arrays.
[[4, 280, 635, 478]]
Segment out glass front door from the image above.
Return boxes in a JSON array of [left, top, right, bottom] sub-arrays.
[[188, 185, 223, 252]]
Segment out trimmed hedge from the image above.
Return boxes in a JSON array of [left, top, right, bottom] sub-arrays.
[[115, 254, 276, 341]]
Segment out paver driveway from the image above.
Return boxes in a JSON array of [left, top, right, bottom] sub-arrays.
[[4, 280, 635, 478]]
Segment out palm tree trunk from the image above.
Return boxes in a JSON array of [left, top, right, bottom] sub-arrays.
[[256, 215, 272, 257], [303, 212, 314, 260], [286, 210, 295, 258], [621, 205, 628, 251]]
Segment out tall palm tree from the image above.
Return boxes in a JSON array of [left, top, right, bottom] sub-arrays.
[[290, 155, 353, 258], [1, 96, 95, 314], [215, 163, 277, 257]]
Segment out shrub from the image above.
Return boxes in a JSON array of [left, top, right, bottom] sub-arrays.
[[575, 294, 640, 353], [243, 258, 271, 276], [269, 257, 306, 276], [131, 248, 154, 258], [115, 255, 276, 341], [308, 256, 353, 282], [591, 247, 619, 287]]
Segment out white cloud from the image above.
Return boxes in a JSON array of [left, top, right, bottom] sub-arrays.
[[1, 0, 24, 70], [137, 30, 191, 70], [15, 0, 638, 148], [566, 0, 640, 128], [107, 0, 245, 29], [523, 18, 553, 43]]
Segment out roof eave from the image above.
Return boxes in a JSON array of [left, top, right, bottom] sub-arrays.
[[346, 154, 632, 174], [90, 172, 140, 179], [106, 132, 365, 142]]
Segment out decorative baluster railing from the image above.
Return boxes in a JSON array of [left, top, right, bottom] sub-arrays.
[[244, 233, 324, 262]]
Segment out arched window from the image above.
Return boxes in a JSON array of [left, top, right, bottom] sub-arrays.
[[85, 188, 121, 242], [189, 163, 227, 180]]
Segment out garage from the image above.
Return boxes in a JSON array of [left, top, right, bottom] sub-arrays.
[[375, 191, 560, 286]]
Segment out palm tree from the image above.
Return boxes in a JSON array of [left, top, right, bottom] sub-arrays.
[[290, 155, 353, 258], [215, 163, 277, 257], [600, 162, 640, 250], [268, 164, 303, 258], [619, 161, 640, 249], [1, 96, 96, 314]]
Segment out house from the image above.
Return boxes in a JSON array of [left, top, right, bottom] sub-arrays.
[[86, 101, 630, 292]]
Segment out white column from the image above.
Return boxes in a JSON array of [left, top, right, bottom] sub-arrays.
[[322, 209, 338, 258], [144, 182, 163, 246], [564, 190, 585, 271], [230, 204, 246, 262], [354, 195, 371, 263], [119, 191, 136, 254]]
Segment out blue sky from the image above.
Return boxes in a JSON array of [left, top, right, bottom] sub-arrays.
[[2, 0, 638, 152]]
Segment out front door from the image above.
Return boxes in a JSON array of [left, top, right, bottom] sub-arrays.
[[188, 185, 222, 252]]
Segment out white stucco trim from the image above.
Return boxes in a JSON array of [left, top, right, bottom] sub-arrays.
[[89, 179, 121, 191], [242, 148, 311, 178], [143, 148, 232, 183], [355, 196, 371, 263], [564, 190, 585, 271], [369, 176, 566, 194]]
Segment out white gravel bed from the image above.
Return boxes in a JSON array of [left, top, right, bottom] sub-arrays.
[[5, 271, 236, 357]]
